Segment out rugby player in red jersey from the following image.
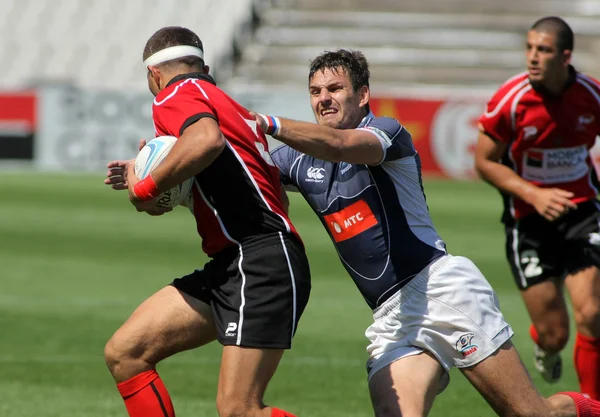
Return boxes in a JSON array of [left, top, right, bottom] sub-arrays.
[[103, 26, 309, 417], [476, 16, 600, 398]]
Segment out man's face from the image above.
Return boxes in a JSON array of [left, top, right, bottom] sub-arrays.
[[526, 30, 569, 84], [309, 67, 368, 129]]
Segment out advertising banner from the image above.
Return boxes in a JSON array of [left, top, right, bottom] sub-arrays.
[[35, 85, 155, 171], [0, 91, 36, 160], [370, 97, 600, 178]]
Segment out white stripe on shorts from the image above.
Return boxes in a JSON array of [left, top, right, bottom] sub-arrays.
[[278, 231, 297, 345]]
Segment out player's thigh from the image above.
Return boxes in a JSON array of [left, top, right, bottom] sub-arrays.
[[108, 278, 216, 365], [520, 279, 570, 347], [369, 351, 444, 417], [461, 340, 551, 417], [216, 345, 285, 414], [565, 266, 600, 335], [562, 201, 600, 334]]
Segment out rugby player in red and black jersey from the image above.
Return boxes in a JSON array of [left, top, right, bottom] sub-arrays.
[[103, 26, 309, 417], [476, 16, 600, 399]]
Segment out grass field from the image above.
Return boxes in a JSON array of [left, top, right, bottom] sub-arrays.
[[0, 173, 580, 417]]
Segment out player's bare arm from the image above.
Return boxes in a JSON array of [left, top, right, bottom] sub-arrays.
[[255, 113, 383, 165], [475, 130, 577, 221], [127, 118, 225, 206]]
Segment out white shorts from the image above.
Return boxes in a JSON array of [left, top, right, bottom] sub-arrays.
[[365, 254, 513, 393]]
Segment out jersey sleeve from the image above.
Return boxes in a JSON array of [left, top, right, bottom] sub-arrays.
[[153, 83, 217, 137], [582, 74, 600, 136], [356, 117, 415, 163], [477, 88, 514, 143], [270, 144, 302, 188]]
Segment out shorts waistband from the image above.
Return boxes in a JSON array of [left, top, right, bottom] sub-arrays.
[[373, 254, 452, 320]]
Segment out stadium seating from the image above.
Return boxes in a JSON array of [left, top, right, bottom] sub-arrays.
[[2, 0, 599, 93], [224, 0, 600, 94], [0, 0, 260, 90]]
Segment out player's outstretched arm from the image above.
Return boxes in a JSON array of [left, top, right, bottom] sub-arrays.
[[253, 113, 383, 165], [474, 131, 576, 221]]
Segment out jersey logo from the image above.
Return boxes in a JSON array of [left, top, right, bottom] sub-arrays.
[[306, 167, 326, 183], [523, 126, 538, 140], [323, 200, 378, 243], [340, 162, 353, 175], [455, 333, 478, 357], [525, 150, 543, 167], [577, 113, 595, 131]]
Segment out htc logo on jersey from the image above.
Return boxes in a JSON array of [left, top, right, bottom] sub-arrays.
[[323, 200, 378, 243]]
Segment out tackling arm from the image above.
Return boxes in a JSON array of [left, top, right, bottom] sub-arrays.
[[259, 116, 383, 165]]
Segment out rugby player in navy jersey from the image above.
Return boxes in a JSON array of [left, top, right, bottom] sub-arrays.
[[254, 49, 600, 416]]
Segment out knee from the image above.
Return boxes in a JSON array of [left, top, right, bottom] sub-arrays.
[[536, 324, 569, 352], [103, 333, 128, 374], [104, 331, 149, 377], [574, 302, 600, 335]]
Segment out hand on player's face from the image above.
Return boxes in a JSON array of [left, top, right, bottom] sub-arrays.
[[530, 187, 578, 221], [103, 139, 147, 190]]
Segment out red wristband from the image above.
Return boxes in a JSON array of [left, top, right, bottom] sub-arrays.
[[133, 175, 160, 201]]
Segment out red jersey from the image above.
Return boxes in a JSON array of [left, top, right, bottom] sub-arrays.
[[152, 72, 300, 256], [478, 68, 600, 223]]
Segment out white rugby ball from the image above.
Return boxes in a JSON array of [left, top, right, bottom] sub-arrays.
[[134, 136, 193, 209]]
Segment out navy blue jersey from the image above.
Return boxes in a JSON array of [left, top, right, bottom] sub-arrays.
[[271, 113, 447, 309]]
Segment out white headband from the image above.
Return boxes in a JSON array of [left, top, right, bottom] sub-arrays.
[[143, 45, 204, 67]]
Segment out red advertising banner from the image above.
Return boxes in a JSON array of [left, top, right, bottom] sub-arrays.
[[0, 91, 37, 159], [370, 97, 483, 178]]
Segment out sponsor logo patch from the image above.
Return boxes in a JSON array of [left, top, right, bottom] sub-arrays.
[[323, 200, 378, 242], [456, 333, 478, 357]]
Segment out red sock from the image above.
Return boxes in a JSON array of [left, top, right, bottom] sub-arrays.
[[574, 333, 600, 400], [560, 392, 600, 416], [117, 370, 175, 417], [530, 324, 540, 345], [271, 407, 297, 417]]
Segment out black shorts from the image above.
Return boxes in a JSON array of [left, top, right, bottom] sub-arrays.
[[506, 199, 600, 289], [171, 232, 311, 349]]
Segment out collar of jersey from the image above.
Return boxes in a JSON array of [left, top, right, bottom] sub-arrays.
[[166, 72, 216, 88], [530, 65, 577, 97], [358, 111, 376, 128]]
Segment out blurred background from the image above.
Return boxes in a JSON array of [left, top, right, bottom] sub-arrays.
[[2, 1, 600, 416]]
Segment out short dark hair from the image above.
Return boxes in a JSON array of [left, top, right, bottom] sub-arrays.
[[531, 16, 574, 51], [309, 49, 370, 92], [143, 26, 205, 69]]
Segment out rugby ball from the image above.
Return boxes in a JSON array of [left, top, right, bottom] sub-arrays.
[[134, 136, 193, 209]]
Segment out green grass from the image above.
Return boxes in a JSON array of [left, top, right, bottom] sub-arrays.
[[0, 173, 579, 417]]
